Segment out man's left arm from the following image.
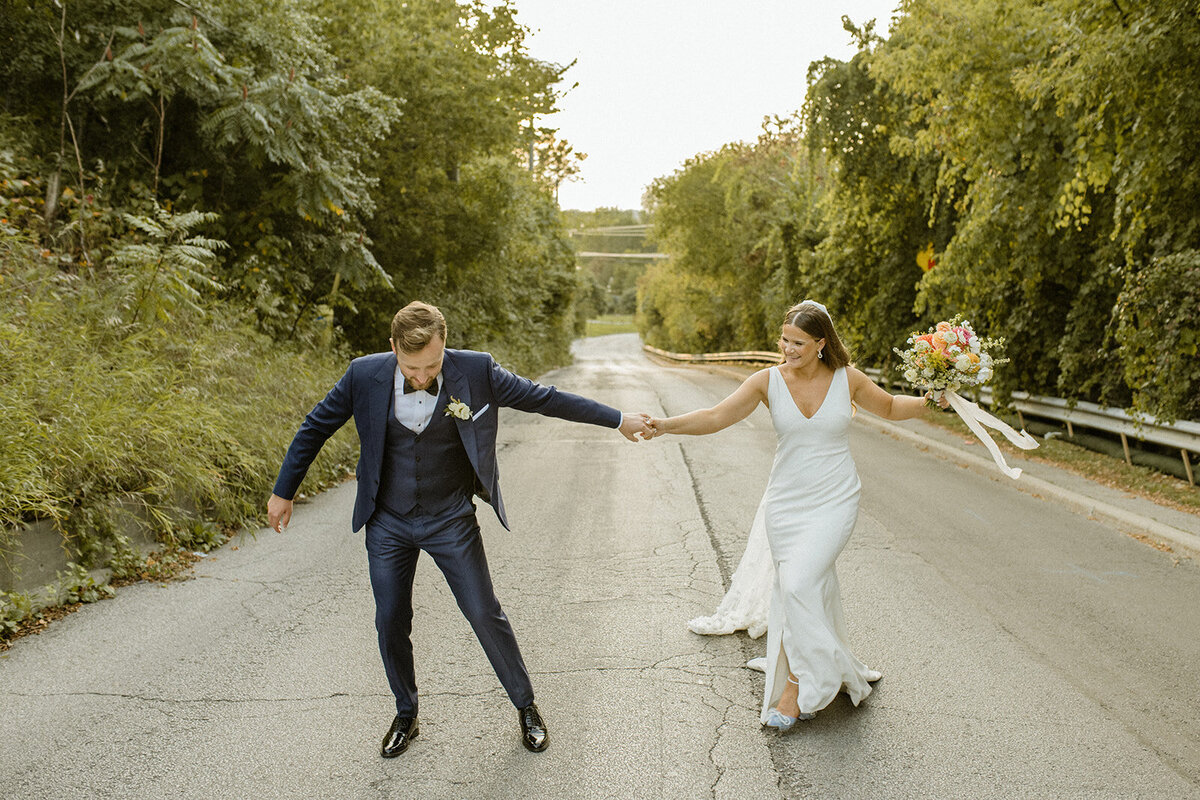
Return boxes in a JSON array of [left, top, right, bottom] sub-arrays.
[[487, 357, 652, 441]]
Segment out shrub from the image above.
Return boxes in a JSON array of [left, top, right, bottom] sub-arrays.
[[0, 234, 358, 574], [1115, 250, 1200, 422]]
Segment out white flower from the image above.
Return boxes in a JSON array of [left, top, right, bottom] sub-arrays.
[[915, 340, 932, 352], [970, 340, 981, 354], [955, 354, 972, 371], [979, 367, 993, 382], [922, 367, 934, 378], [445, 397, 472, 420], [905, 369, 919, 383], [943, 330, 960, 344]]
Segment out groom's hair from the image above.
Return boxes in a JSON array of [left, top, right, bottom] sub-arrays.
[[783, 302, 851, 369], [391, 301, 447, 352]]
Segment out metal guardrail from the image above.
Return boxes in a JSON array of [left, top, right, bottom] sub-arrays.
[[643, 344, 780, 365], [984, 389, 1200, 484], [643, 344, 1199, 485]]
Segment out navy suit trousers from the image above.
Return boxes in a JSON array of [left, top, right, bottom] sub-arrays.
[[364, 497, 534, 716]]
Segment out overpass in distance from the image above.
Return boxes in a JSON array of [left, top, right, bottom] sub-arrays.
[[570, 224, 665, 259]]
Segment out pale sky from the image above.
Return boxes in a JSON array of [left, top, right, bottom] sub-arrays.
[[508, 1, 900, 211]]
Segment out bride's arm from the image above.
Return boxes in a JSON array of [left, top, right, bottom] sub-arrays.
[[847, 366, 940, 420], [650, 370, 769, 437]]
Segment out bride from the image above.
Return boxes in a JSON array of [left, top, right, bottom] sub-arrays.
[[648, 300, 944, 730]]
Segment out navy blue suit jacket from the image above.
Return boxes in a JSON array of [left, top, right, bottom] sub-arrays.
[[272, 348, 622, 531]]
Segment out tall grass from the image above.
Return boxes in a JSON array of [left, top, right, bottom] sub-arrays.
[[0, 240, 357, 567]]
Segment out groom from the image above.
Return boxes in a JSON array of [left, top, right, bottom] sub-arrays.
[[267, 301, 652, 757]]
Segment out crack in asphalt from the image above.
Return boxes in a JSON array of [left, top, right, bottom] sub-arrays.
[[636, 370, 778, 799], [673, 443, 733, 588], [708, 708, 731, 797], [2, 690, 360, 704]]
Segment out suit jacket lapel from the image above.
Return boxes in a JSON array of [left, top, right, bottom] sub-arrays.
[[430, 376, 451, 419], [441, 351, 479, 472], [368, 356, 395, 477]]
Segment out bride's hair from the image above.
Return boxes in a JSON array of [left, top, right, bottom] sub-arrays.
[[782, 301, 851, 369]]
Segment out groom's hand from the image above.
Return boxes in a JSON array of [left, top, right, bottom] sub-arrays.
[[267, 493, 293, 532], [618, 412, 654, 442]]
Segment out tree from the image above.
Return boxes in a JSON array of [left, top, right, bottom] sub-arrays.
[[315, 0, 581, 369], [640, 120, 812, 352], [802, 20, 952, 371], [0, 0, 399, 338]]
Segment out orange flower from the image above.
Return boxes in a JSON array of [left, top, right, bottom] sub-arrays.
[[936, 321, 952, 333]]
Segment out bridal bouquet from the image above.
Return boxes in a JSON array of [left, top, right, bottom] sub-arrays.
[[893, 316, 1007, 401], [894, 315, 1036, 479]]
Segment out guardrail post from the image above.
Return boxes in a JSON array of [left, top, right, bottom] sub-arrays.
[[1183, 450, 1195, 486], [1066, 420, 1074, 437], [1120, 433, 1132, 466]]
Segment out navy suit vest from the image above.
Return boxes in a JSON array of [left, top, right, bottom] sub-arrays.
[[376, 394, 474, 518]]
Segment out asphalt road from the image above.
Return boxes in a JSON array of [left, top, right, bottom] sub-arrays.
[[1, 333, 1198, 799]]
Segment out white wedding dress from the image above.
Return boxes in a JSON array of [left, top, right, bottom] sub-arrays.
[[690, 366, 878, 721]]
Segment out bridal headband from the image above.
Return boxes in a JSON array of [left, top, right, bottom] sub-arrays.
[[798, 299, 830, 318], [789, 299, 833, 327]]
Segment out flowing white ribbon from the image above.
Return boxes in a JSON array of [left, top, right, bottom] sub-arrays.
[[944, 389, 1040, 479]]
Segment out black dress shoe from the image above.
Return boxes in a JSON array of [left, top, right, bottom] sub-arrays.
[[381, 715, 418, 758], [518, 703, 548, 752]]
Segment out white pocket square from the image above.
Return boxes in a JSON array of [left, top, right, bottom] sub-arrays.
[[471, 403, 490, 421]]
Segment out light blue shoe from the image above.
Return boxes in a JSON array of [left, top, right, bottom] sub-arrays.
[[763, 709, 798, 732], [764, 676, 815, 732]]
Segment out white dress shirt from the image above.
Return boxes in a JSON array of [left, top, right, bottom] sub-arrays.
[[392, 369, 443, 434]]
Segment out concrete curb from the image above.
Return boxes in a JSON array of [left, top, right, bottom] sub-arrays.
[[856, 413, 1200, 559]]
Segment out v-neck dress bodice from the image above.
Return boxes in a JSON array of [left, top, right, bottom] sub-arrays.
[[759, 365, 874, 719], [764, 366, 860, 519]]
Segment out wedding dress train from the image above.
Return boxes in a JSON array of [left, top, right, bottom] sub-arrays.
[[686, 497, 772, 640]]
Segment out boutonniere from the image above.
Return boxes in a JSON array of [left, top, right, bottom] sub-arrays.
[[445, 397, 471, 420]]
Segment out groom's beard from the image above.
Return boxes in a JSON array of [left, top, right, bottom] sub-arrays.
[[406, 374, 439, 391]]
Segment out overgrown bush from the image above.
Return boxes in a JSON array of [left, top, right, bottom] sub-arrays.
[[0, 233, 358, 575], [1115, 250, 1200, 422], [58, 563, 115, 605], [0, 591, 37, 639]]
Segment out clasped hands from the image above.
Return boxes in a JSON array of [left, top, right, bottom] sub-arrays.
[[618, 412, 666, 442]]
